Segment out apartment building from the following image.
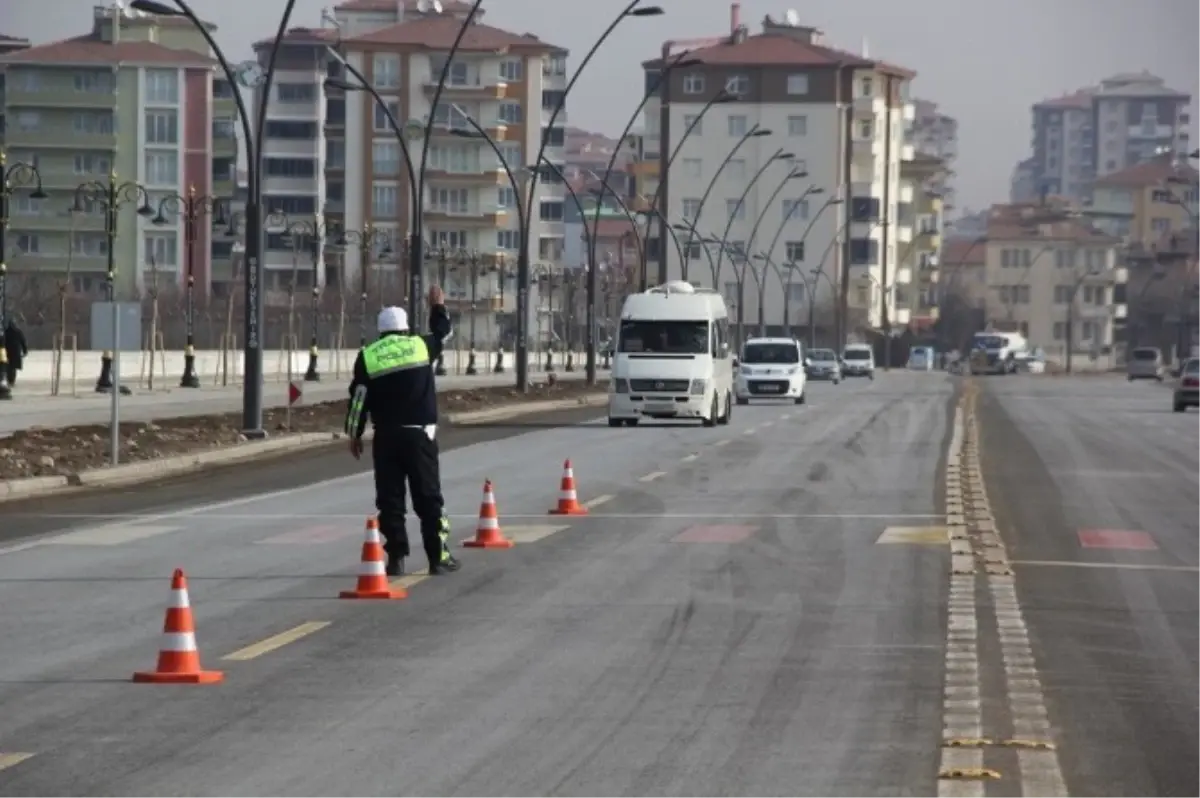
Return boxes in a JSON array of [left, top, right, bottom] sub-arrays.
[[1027, 73, 1191, 202], [329, 0, 567, 340], [898, 152, 946, 326], [1087, 153, 1198, 245], [0, 5, 218, 299], [0, 33, 32, 143], [982, 203, 1127, 363], [907, 98, 957, 212], [643, 4, 917, 333], [249, 27, 334, 298]]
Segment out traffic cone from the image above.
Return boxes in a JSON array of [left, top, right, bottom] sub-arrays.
[[339, 517, 408, 600], [548, 459, 589, 516], [464, 479, 514, 549], [132, 569, 224, 684]]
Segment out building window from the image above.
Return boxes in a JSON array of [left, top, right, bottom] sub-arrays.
[[431, 187, 469, 214], [787, 115, 807, 136], [12, 194, 43, 215], [682, 198, 701, 219], [499, 59, 523, 82], [725, 75, 749, 96], [372, 185, 398, 217], [372, 141, 399, 176], [682, 114, 702, 135], [497, 187, 516, 208], [75, 70, 115, 94], [497, 229, 520, 249], [15, 112, 40, 132], [73, 153, 110, 175], [144, 69, 178, 103], [500, 102, 523, 124], [266, 120, 316, 139], [264, 158, 315, 178], [326, 139, 345, 169], [539, 201, 564, 221], [687, 241, 702, 260], [16, 234, 40, 255], [785, 241, 805, 262], [787, 283, 805, 303], [213, 116, 237, 139], [374, 101, 400, 132], [145, 110, 178, 145], [857, 119, 873, 139], [277, 83, 316, 103], [1152, 217, 1171, 233], [144, 232, 177, 267], [144, 151, 178, 185], [430, 58, 469, 87], [682, 158, 702, 178], [74, 112, 114, 134], [859, 76, 873, 97], [727, 114, 748, 137], [682, 73, 705, 95], [498, 142, 522, 169], [782, 198, 809, 220], [723, 281, 738, 301], [725, 198, 745, 220], [787, 73, 809, 95], [371, 54, 400, 89]]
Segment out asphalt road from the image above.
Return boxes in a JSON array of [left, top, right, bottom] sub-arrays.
[[0, 374, 954, 796], [0, 371, 591, 434], [977, 374, 1199, 797]]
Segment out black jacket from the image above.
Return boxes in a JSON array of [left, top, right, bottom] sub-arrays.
[[344, 305, 452, 438], [4, 322, 27, 368]]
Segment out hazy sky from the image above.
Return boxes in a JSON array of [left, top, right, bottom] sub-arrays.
[[6, 0, 1198, 212]]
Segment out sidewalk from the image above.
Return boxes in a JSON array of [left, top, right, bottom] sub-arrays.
[[0, 369, 603, 434]]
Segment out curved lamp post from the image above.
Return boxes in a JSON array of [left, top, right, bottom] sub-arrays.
[[73, 177, 154, 395], [0, 154, 47, 400], [520, 1, 664, 392], [332, 225, 393, 346], [278, 217, 326, 382], [152, 188, 225, 388], [132, 0, 301, 438], [671, 222, 722, 285], [713, 150, 794, 287], [677, 125, 773, 282]]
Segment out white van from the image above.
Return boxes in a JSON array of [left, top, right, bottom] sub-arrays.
[[736, 337, 807, 404], [608, 281, 734, 427], [841, 343, 875, 378]]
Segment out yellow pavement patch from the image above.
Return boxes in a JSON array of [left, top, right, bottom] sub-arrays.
[[503, 525, 569, 544], [222, 621, 331, 661], [877, 526, 949, 545], [0, 753, 35, 773], [393, 568, 429, 590]]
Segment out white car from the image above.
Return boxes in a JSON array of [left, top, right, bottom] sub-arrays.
[[736, 337, 807, 405]]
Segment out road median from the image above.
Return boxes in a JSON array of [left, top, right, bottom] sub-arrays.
[[0, 379, 607, 502]]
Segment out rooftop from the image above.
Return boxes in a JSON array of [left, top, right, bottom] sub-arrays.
[[344, 14, 558, 52], [1092, 154, 1199, 189], [335, 0, 476, 11], [984, 203, 1118, 244], [0, 35, 213, 67], [0, 33, 31, 46], [252, 27, 337, 50], [940, 238, 986, 266], [1035, 89, 1094, 110], [643, 12, 913, 78]]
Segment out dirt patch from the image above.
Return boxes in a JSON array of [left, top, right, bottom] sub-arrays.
[[1, 379, 601, 480]]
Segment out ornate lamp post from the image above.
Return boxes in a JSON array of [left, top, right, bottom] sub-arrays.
[[0, 152, 47, 400]]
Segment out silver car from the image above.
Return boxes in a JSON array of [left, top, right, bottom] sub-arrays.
[[1127, 347, 1165, 382], [805, 349, 841, 383]]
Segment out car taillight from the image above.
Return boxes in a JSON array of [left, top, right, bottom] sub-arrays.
[[1184, 377, 1198, 388]]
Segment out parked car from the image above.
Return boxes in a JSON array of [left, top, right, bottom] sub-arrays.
[[1172, 358, 1199, 412], [1127, 347, 1166, 382], [805, 348, 841, 383]]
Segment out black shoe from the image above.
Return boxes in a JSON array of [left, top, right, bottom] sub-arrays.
[[386, 554, 405, 577], [429, 555, 461, 575]]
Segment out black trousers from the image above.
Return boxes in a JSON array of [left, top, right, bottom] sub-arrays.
[[372, 426, 445, 566], [4, 364, 16, 386]]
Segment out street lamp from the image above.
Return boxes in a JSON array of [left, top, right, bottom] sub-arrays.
[[332, 225, 392, 346], [132, 0, 302, 439], [517, 1, 664, 393], [280, 216, 325, 382], [713, 150, 795, 279], [0, 152, 47, 400], [152, 187, 225, 388], [73, 176, 154, 395]]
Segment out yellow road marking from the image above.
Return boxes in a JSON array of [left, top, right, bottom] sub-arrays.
[[583, 494, 613, 510], [680, 453, 700, 463], [0, 753, 35, 772], [393, 569, 429, 590], [638, 471, 667, 483], [713, 439, 731, 447], [877, 526, 949, 545], [222, 621, 331, 661]]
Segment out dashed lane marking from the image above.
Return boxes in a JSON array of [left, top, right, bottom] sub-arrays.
[[1011, 559, 1198, 573], [638, 471, 668, 483], [713, 439, 731, 447], [679, 453, 700, 463], [45, 524, 181, 546], [0, 753, 35, 773], [502, 525, 569, 544], [760, 420, 773, 428], [779, 413, 791, 420], [743, 427, 757, 435], [582, 494, 614, 510], [222, 621, 331, 661]]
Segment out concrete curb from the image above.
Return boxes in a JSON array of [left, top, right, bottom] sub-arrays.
[[0, 392, 608, 502]]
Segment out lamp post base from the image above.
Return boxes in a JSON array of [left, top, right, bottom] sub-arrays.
[[493, 350, 504, 374], [435, 355, 448, 377], [465, 350, 477, 376], [241, 428, 268, 441], [95, 353, 114, 393], [0, 375, 10, 401], [304, 352, 320, 382], [564, 352, 575, 372], [180, 353, 200, 389]]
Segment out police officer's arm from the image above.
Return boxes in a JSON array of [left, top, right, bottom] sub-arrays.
[[344, 351, 371, 439], [422, 302, 452, 361]]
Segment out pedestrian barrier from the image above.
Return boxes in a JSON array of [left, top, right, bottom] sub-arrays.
[[132, 568, 224, 685], [339, 517, 407, 600], [464, 479, 514, 549], [548, 459, 589, 516]]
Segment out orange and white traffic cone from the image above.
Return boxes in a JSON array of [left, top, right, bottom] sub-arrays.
[[132, 568, 224, 684], [339, 517, 407, 600], [548, 459, 589, 516], [464, 479, 514, 549]]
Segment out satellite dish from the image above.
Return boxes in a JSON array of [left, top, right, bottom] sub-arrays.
[[784, 8, 800, 26], [416, 0, 432, 12], [431, 0, 444, 12]]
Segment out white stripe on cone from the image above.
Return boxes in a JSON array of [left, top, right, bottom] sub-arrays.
[[161, 631, 198, 652], [360, 559, 385, 576], [168, 589, 190, 609], [478, 515, 498, 530], [365, 528, 381, 543]]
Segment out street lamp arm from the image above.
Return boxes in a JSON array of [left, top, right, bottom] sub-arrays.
[[589, 184, 647, 269], [715, 148, 788, 279], [677, 123, 763, 276], [763, 193, 839, 278], [536, 158, 591, 264], [252, 0, 299, 193], [743, 177, 808, 272], [1, 160, 47, 196]]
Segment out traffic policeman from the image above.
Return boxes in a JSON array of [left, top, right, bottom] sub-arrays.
[[344, 286, 460, 577]]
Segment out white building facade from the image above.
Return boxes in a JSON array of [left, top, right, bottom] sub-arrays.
[[644, 12, 915, 336]]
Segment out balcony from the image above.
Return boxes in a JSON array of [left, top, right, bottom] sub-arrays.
[[897, 225, 913, 243], [894, 266, 912, 284], [425, 167, 507, 185], [851, 137, 879, 161], [899, 184, 914, 204], [4, 126, 116, 150], [541, 106, 567, 127], [422, 206, 509, 226], [431, 122, 510, 142], [854, 95, 883, 114], [4, 87, 115, 109], [900, 144, 915, 161], [422, 76, 508, 100], [1113, 303, 1127, 320], [902, 103, 915, 122]]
